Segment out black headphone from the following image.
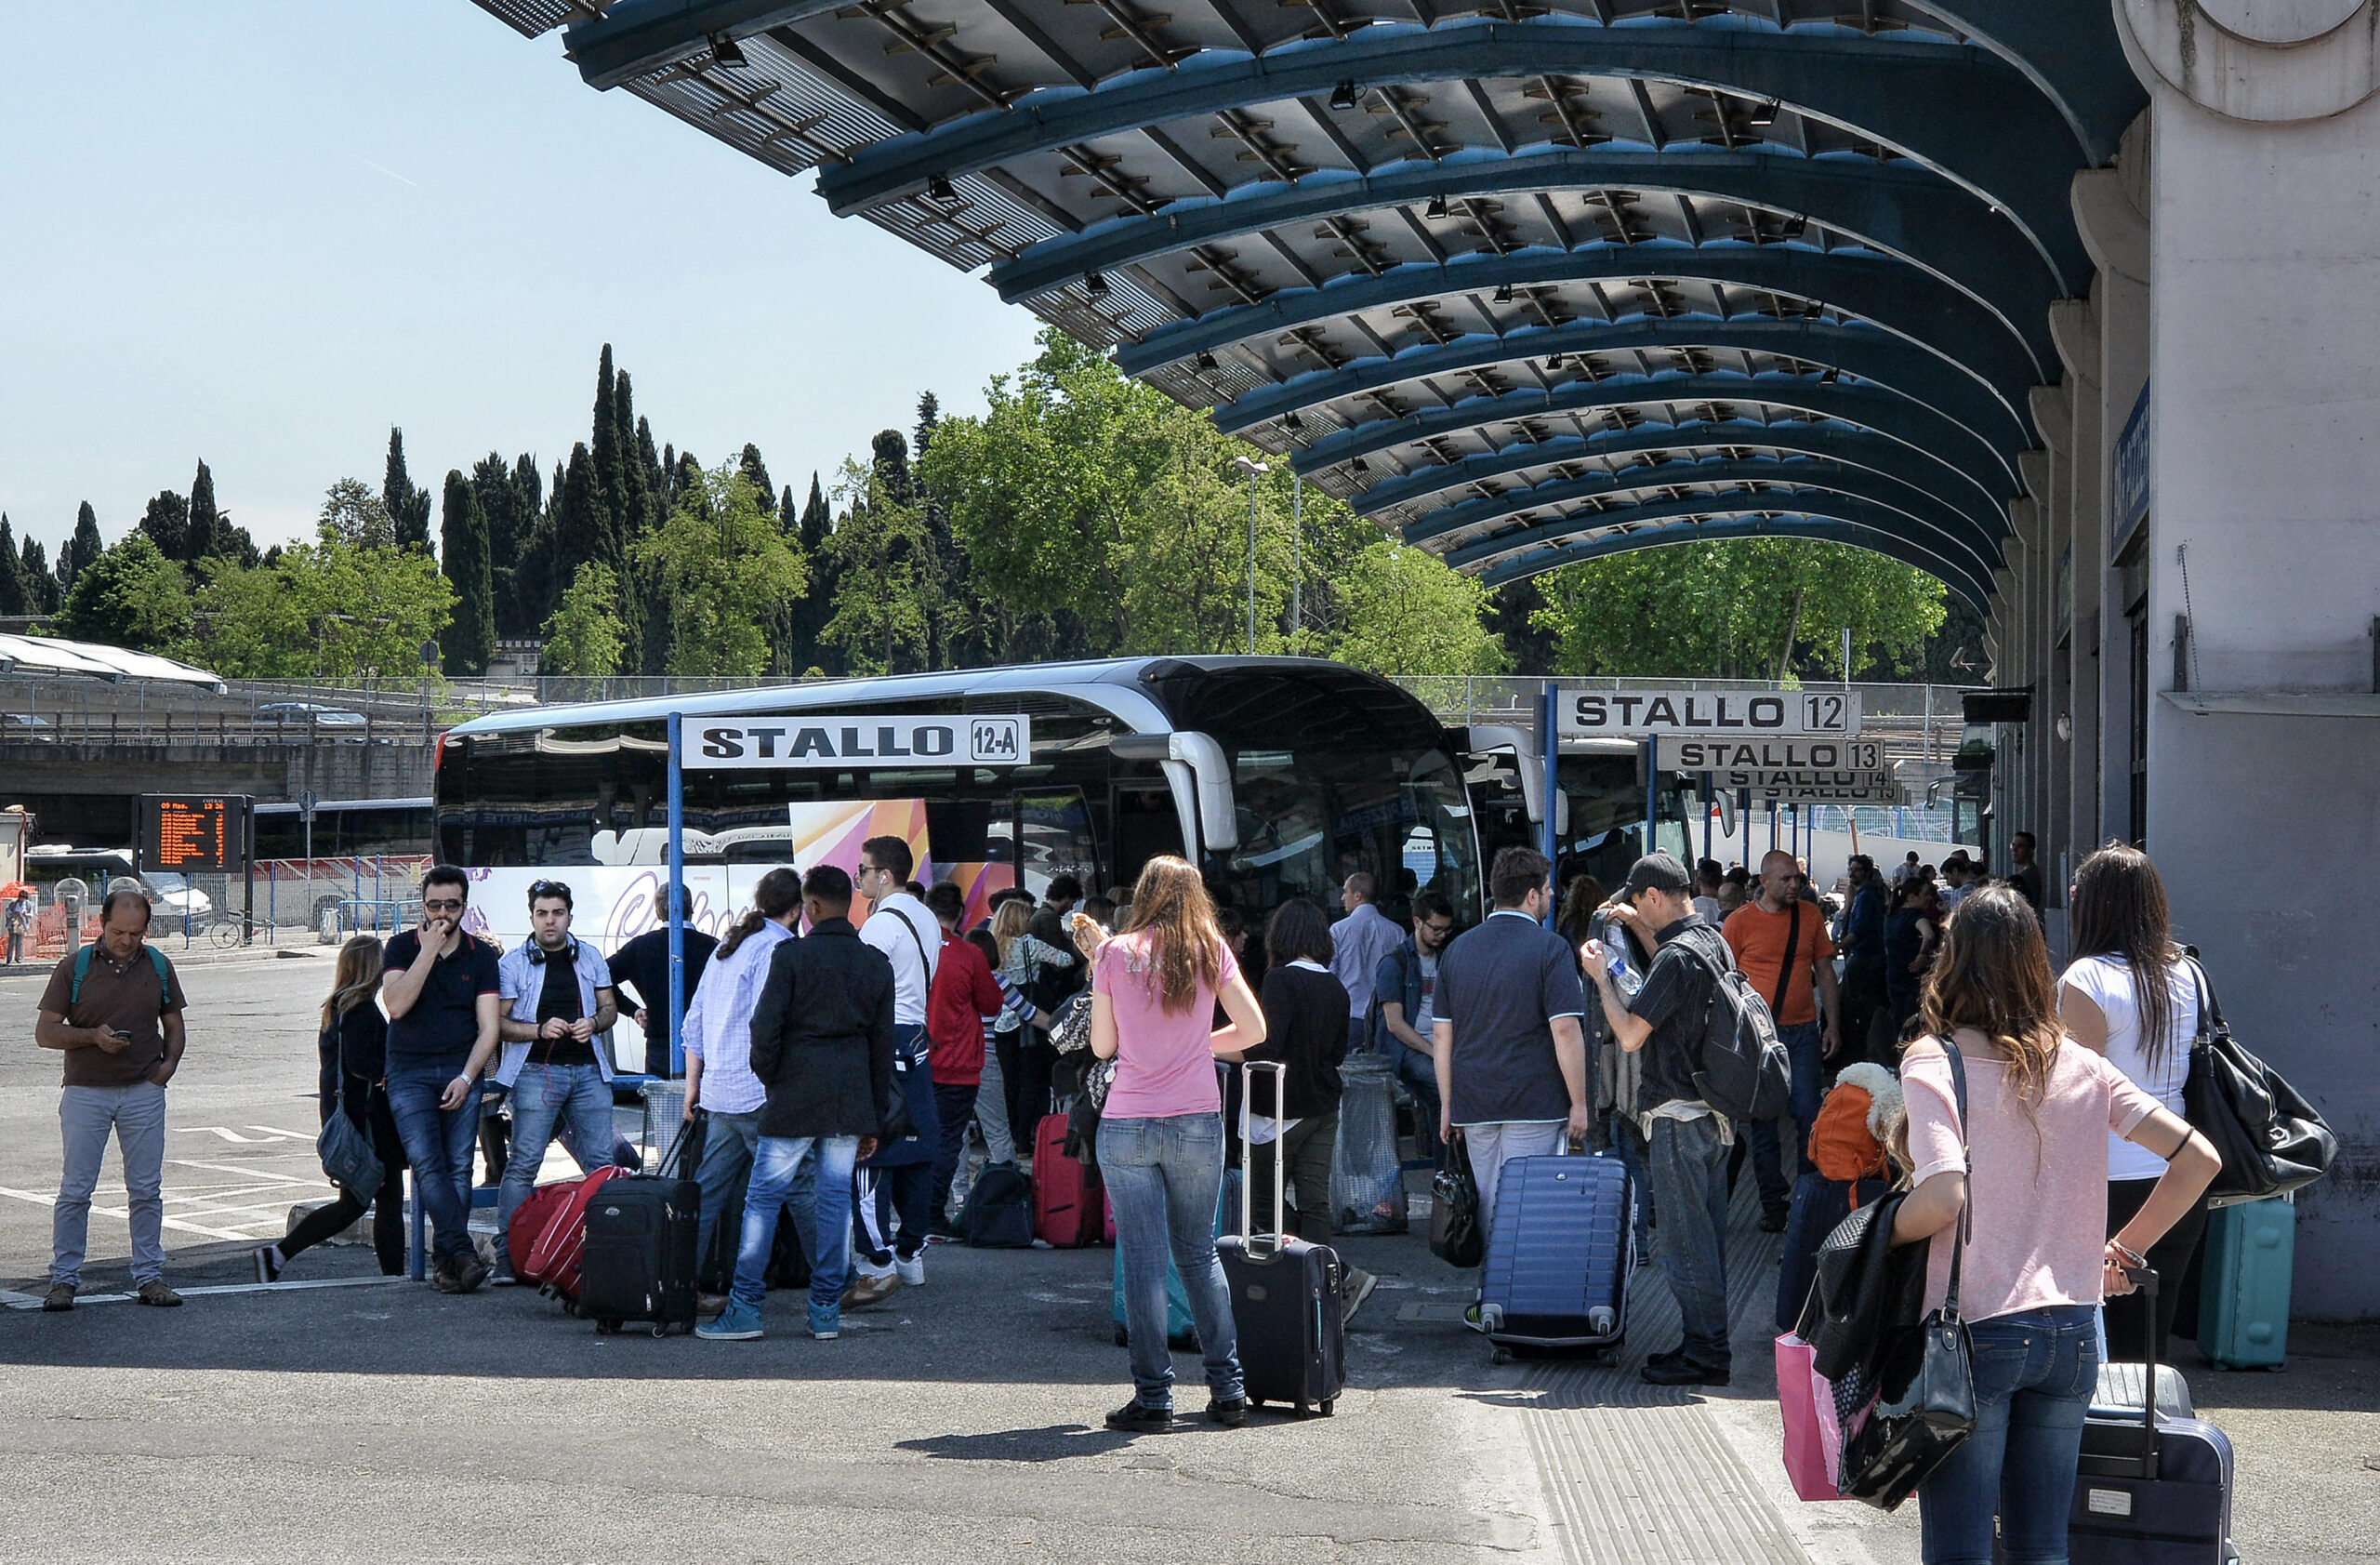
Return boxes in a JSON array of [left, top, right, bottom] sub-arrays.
[[527, 936, 579, 966]]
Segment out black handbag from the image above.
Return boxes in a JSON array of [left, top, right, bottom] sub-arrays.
[[1428, 1129, 1486, 1268], [1839, 1042, 1977, 1511], [315, 1027, 384, 1200], [2181, 959, 2337, 1208]]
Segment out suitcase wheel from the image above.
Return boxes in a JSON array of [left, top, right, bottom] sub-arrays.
[[650, 1322, 668, 1338], [1295, 1398, 1310, 1416], [1113, 1327, 1129, 1347], [1318, 1399, 1335, 1417], [595, 1318, 621, 1334]]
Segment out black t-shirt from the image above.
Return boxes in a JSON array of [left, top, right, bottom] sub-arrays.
[[382, 929, 501, 1075], [1626, 917, 1729, 1114], [1245, 962, 1349, 1120], [531, 945, 595, 1068], [608, 925, 718, 1019]]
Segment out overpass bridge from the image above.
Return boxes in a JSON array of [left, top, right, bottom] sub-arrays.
[[466, 0, 2380, 1316]]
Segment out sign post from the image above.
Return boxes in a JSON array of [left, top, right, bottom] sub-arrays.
[[666, 711, 686, 1078], [1537, 682, 1558, 924]]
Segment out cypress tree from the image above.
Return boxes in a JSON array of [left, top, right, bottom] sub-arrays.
[[139, 490, 189, 561], [589, 345, 628, 563], [637, 417, 665, 518], [787, 472, 838, 675], [24, 537, 59, 614], [737, 443, 773, 502], [63, 502, 102, 590], [186, 460, 221, 565], [0, 517, 26, 616], [614, 371, 654, 546], [441, 470, 496, 674], [473, 452, 533, 638], [384, 429, 434, 553], [553, 444, 605, 607]]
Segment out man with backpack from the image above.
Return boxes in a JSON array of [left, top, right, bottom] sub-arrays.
[[1583, 852, 1741, 1386], [33, 886, 188, 1310], [1723, 849, 1844, 1231]]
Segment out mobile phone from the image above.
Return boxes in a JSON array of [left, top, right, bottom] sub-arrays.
[[110, 1028, 134, 1041]]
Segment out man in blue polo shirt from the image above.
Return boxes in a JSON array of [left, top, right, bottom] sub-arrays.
[[1431, 846, 1591, 1267], [492, 879, 622, 1280], [382, 865, 504, 1293]]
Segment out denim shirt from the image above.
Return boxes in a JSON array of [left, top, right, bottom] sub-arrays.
[[494, 937, 616, 1086]]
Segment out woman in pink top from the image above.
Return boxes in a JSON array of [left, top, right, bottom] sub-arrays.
[[1089, 855, 1266, 1435], [1891, 884, 2217, 1565]]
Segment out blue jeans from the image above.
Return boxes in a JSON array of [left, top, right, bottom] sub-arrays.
[[928, 1081, 979, 1227], [1608, 1112, 1653, 1253], [388, 1068, 484, 1265], [692, 1108, 761, 1268], [498, 1064, 617, 1233], [1917, 1305, 2099, 1565], [1746, 1020, 1826, 1210], [1391, 1040, 1443, 1164], [1098, 1113, 1243, 1409], [734, 1134, 857, 1314], [1648, 1112, 1732, 1368]]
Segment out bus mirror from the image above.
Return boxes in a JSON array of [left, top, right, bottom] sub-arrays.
[[1113, 730, 1240, 855], [1716, 791, 1737, 838]]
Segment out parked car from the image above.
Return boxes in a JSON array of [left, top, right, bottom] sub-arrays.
[[24, 850, 214, 920], [254, 702, 369, 737], [0, 712, 57, 743]]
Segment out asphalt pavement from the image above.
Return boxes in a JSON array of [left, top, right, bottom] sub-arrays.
[[1, 949, 2372, 1564]]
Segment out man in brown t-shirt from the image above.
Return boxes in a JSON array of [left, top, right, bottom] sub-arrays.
[[33, 885, 189, 1310]]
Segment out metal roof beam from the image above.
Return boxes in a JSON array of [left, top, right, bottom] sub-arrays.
[[1018, 149, 2055, 375], [815, 20, 2087, 290], [1467, 500, 1995, 609], [1220, 314, 2032, 477], [565, 0, 845, 89], [1367, 418, 2003, 538], [1912, 2, 2145, 166], [1421, 458, 1999, 579], [1109, 243, 2041, 410]]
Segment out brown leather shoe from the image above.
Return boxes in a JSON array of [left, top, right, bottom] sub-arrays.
[[134, 1280, 183, 1307], [42, 1283, 74, 1312], [840, 1268, 902, 1310]]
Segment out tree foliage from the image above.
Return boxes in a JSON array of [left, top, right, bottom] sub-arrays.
[[1531, 538, 1948, 682], [383, 430, 434, 553], [629, 465, 807, 677], [318, 478, 395, 550], [55, 533, 193, 652], [441, 470, 496, 675], [1329, 540, 1509, 676], [192, 527, 455, 679], [541, 562, 628, 677]]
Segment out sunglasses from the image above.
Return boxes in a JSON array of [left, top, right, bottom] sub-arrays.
[[423, 897, 464, 912]]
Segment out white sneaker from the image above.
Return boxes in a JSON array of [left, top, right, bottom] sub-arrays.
[[894, 1251, 925, 1287]]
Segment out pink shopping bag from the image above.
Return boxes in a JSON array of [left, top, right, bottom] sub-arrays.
[[1776, 1332, 1848, 1501]]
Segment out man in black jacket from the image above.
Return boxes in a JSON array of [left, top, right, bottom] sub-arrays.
[[697, 866, 894, 1344]]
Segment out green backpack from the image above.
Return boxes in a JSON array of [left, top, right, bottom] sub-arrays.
[[70, 943, 173, 1010]]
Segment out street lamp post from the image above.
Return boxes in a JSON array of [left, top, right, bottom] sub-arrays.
[[1233, 455, 1268, 655]]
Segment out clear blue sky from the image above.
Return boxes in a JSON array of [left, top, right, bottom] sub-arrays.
[[0, 2, 1043, 557]]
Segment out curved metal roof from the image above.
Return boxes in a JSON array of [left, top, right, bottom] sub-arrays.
[[469, 0, 2140, 609]]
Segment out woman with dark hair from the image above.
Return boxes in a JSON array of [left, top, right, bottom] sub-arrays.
[[1091, 855, 1266, 1433], [2059, 842, 2209, 1364], [256, 935, 407, 1280], [1883, 879, 1937, 1030], [1554, 874, 1608, 954], [1893, 885, 2218, 1564]]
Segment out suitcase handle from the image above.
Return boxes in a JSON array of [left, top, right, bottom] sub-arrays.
[[2082, 1264, 2162, 1483], [1238, 1060, 1289, 1259]]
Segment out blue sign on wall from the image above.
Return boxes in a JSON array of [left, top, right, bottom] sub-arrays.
[[2110, 380, 2150, 564]]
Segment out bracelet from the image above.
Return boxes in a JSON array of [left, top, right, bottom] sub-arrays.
[[2108, 1239, 2147, 1267]]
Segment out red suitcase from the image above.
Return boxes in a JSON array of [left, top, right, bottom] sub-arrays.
[[510, 1165, 626, 1305], [1032, 1112, 1104, 1247]]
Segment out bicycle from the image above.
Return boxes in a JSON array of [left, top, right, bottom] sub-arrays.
[[208, 911, 274, 949]]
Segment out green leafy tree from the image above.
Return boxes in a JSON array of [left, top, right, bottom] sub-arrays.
[[192, 528, 454, 679], [541, 562, 628, 676], [441, 471, 496, 674], [822, 444, 933, 674], [1531, 538, 1947, 680], [1329, 539, 1508, 675], [630, 464, 808, 677], [55, 533, 193, 652], [0, 517, 27, 616], [61, 503, 103, 591], [383, 430, 434, 553], [319, 477, 394, 550]]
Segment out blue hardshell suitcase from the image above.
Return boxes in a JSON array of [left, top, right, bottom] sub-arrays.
[[2197, 1196, 2294, 1370], [1477, 1146, 1631, 1349], [2069, 1267, 2240, 1564]]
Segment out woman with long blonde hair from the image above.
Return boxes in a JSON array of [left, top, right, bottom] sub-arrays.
[[1091, 855, 1266, 1433], [256, 935, 409, 1280], [1890, 885, 2217, 1563]]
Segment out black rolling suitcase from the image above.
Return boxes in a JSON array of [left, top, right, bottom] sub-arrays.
[[2068, 1267, 2239, 1564], [579, 1123, 701, 1337], [1217, 1062, 1347, 1417]]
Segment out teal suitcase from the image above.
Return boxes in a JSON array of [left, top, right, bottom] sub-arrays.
[[2197, 1196, 2294, 1370]]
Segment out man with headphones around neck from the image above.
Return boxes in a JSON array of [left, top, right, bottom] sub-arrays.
[[492, 880, 622, 1280]]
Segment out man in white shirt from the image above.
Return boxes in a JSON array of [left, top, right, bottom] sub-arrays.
[[1329, 871, 1408, 1054], [850, 835, 941, 1303]]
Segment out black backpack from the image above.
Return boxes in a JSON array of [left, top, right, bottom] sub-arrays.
[[1680, 934, 1792, 1121], [959, 1163, 1036, 1248]]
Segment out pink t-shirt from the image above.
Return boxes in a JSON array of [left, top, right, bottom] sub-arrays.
[[1903, 1036, 2163, 1323], [1097, 931, 1239, 1121]]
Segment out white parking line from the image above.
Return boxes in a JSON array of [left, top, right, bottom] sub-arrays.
[[2, 1276, 409, 1310]]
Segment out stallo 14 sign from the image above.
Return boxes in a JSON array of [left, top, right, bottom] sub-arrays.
[[685, 714, 1031, 770], [1559, 688, 1860, 740], [1708, 770, 1904, 803]]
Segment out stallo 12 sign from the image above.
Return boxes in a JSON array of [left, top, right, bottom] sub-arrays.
[[1559, 688, 1860, 740]]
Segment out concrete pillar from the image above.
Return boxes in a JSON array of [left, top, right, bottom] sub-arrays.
[[2114, 0, 2380, 1318]]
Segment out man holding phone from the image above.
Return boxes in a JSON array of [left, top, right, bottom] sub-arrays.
[[34, 885, 189, 1311], [381, 865, 504, 1294]]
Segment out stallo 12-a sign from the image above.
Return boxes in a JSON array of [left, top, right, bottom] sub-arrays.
[[683, 713, 1032, 770], [1559, 688, 1860, 740]]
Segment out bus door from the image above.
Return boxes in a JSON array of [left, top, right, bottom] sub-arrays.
[[1109, 782, 1187, 888]]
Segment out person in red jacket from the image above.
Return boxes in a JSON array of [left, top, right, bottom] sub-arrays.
[[923, 882, 1039, 1235]]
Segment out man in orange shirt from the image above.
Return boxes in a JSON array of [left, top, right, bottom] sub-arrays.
[[1722, 849, 1843, 1230]]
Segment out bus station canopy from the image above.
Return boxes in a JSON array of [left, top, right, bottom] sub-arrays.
[[0, 633, 228, 693], [470, 0, 2144, 609]]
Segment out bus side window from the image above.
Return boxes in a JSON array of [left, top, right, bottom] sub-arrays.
[[1013, 789, 1097, 898]]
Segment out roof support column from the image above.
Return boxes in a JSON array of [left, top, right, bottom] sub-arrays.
[[2028, 383, 2073, 952], [2053, 296, 2108, 861]]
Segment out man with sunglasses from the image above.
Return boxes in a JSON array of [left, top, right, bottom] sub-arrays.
[[1721, 850, 1843, 1229], [1371, 890, 1456, 1165], [382, 865, 504, 1293], [491, 880, 622, 1279]]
